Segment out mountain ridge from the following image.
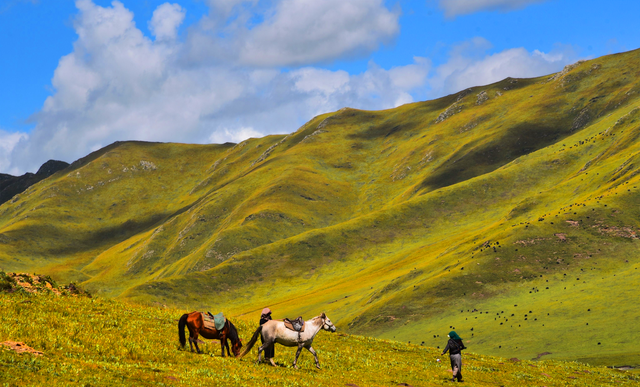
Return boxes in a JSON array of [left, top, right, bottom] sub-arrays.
[[1, 48, 640, 366], [0, 159, 69, 206]]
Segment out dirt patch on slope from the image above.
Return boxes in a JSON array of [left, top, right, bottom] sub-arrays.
[[1, 341, 43, 356], [591, 222, 638, 239]]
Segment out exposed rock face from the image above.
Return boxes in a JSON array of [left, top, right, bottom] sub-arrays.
[[435, 89, 473, 123], [476, 91, 489, 105], [548, 60, 586, 82], [0, 160, 69, 206]]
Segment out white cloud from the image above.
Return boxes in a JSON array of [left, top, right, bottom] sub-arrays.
[[149, 3, 185, 41], [6, 1, 417, 174], [439, 0, 548, 17], [427, 39, 577, 96], [4, 1, 580, 175], [239, 0, 400, 66], [209, 127, 264, 144], [0, 130, 28, 175], [186, 0, 399, 67], [288, 58, 431, 115], [292, 68, 351, 96], [388, 57, 431, 90]]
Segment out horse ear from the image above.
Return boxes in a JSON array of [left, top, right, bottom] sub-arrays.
[[321, 312, 326, 318]]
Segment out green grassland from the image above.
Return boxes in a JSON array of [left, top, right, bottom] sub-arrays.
[[1, 291, 637, 386], [1, 49, 640, 368]]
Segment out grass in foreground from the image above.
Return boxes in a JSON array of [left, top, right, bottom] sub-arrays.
[[0, 292, 637, 386]]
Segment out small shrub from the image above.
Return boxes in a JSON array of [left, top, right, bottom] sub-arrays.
[[0, 271, 16, 291]]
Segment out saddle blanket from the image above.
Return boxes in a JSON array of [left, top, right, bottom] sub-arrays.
[[202, 312, 226, 331]]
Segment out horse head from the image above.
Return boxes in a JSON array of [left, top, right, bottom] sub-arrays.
[[232, 338, 243, 357], [227, 321, 243, 357], [320, 312, 337, 333]]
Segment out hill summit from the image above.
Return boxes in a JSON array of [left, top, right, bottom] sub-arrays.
[[0, 159, 69, 206], [1, 49, 640, 367]]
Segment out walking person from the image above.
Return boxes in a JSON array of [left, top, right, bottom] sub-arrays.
[[441, 331, 465, 382], [259, 308, 277, 366]]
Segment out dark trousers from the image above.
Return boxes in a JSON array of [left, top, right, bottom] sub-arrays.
[[260, 334, 274, 359], [450, 353, 462, 381]]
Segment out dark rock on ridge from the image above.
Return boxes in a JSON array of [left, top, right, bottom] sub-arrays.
[[0, 160, 69, 206]]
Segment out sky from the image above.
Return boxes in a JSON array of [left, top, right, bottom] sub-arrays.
[[1, 0, 638, 175]]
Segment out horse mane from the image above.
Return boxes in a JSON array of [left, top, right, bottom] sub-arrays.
[[227, 320, 240, 343]]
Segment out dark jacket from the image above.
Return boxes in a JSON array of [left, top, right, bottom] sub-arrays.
[[259, 313, 274, 358], [442, 339, 465, 355], [260, 313, 272, 325]]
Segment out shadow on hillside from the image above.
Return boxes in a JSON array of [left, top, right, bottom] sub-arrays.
[[346, 94, 461, 140], [418, 121, 570, 192], [8, 207, 192, 257], [348, 117, 424, 140]]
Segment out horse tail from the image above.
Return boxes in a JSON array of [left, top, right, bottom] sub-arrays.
[[178, 313, 189, 347], [237, 325, 262, 358]]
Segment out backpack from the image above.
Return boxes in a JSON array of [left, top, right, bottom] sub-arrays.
[[451, 339, 465, 352]]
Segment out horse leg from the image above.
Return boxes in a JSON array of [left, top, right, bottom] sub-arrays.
[[292, 344, 304, 369], [220, 336, 226, 357], [255, 343, 265, 365], [224, 337, 231, 357], [188, 336, 194, 352], [187, 325, 195, 352], [306, 345, 321, 369], [192, 332, 202, 354]]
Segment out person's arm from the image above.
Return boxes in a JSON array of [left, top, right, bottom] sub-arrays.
[[441, 341, 450, 355]]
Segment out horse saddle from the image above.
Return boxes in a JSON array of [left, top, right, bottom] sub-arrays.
[[283, 317, 305, 332], [203, 311, 226, 331]]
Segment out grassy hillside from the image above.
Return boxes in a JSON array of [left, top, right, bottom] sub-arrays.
[[1, 48, 640, 367], [1, 291, 636, 386]]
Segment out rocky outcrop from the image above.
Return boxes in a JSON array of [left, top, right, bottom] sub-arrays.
[[435, 89, 473, 123], [476, 90, 489, 105]]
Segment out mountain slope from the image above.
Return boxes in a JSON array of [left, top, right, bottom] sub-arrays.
[[1, 49, 640, 366]]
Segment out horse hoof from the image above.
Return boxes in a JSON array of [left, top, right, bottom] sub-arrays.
[[294, 365, 299, 370], [316, 365, 321, 370]]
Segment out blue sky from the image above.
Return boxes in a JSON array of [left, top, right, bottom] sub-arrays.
[[1, 0, 639, 174]]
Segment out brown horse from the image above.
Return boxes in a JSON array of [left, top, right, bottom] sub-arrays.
[[178, 311, 242, 357]]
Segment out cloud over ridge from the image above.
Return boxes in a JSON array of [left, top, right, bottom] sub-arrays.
[[5, 0, 577, 174]]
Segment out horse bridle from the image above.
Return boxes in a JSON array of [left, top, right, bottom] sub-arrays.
[[322, 316, 333, 331]]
